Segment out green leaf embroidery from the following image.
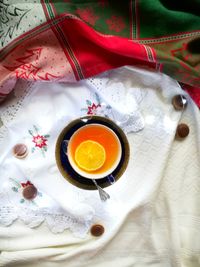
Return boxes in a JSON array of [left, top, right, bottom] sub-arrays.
[[31, 147, 35, 153], [38, 192, 42, 197], [44, 134, 50, 138], [20, 198, 25, 203], [81, 108, 88, 111], [31, 201, 37, 206], [43, 146, 47, 152], [86, 100, 92, 106], [33, 125, 39, 133], [12, 187, 18, 192], [9, 178, 21, 188], [28, 130, 33, 136], [107, 105, 112, 109], [95, 93, 101, 104], [41, 149, 45, 158]]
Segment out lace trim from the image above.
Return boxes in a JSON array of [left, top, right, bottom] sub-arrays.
[[0, 170, 96, 237], [0, 192, 91, 237], [86, 75, 145, 133], [0, 80, 35, 126], [0, 80, 35, 146], [0, 205, 91, 237], [0, 124, 7, 142]]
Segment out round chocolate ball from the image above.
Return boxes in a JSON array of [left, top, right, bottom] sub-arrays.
[[23, 185, 38, 200], [13, 144, 28, 159], [90, 224, 105, 237], [176, 123, 190, 138]]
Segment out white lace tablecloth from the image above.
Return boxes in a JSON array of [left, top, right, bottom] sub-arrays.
[[0, 66, 145, 237], [0, 66, 200, 267]]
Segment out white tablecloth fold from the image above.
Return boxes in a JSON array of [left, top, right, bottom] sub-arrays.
[[0, 66, 200, 267]]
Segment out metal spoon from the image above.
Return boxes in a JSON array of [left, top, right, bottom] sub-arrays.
[[92, 179, 110, 202]]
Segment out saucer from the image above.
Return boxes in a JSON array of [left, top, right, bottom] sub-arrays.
[[55, 116, 130, 190]]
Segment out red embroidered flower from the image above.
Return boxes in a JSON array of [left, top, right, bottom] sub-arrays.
[[106, 15, 125, 33], [76, 8, 99, 26], [87, 103, 101, 115], [21, 181, 33, 188], [32, 135, 47, 148]]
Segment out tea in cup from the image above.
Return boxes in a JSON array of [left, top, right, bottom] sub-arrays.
[[67, 123, 122, 179]]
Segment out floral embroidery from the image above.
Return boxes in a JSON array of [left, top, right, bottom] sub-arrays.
[[87, 103, 101, 115], [76, 7, 99, 26], [106, 15, 125, 33], [81, 92, 112, 117], [9, 178, 42, 205], [28, 125, 50, 157], [32, 135, 47, 148], [21, 181, 32, 188]]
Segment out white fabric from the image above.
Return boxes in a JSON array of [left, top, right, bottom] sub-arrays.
[[0, 66, 200, 267], [0, 68, 144, 238]]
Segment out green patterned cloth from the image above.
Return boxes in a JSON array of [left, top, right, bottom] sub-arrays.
[[0, 0, 200, 105]]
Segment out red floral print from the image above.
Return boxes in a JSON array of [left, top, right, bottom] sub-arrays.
[[87, 103, 101, 115], [76, 8, 99, 26], [32, 135, 47, 148], [21, 181, 33, 188], [106, 15, 125, 33]]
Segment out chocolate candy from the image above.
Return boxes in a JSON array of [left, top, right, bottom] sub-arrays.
[[13, 144, 28, 159], [176, 123, 190, 138], [90, 224, 105, 237], [22, 185, 37, 200], [172, 95, 187, 111]]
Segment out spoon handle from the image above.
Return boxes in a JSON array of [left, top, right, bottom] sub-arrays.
[[92, 179, 110, 202]]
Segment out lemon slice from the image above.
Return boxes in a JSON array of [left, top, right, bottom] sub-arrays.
[[75, 140, 106, 172]]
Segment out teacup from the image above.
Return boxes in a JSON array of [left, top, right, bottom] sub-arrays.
[[67, 123, 122, 179]]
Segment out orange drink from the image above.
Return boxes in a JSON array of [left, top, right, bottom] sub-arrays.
[[68, 124, 122, 179]]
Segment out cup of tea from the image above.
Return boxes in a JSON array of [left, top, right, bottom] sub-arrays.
[[67, 123, 122, 179], [55, 116, 130, 190]]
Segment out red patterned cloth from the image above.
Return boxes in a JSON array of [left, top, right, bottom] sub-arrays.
[[0, 1, 200, 106]]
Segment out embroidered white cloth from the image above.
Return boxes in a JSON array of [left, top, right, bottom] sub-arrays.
[[0, 66, 200, 267], [0, 66, 144, 237]]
